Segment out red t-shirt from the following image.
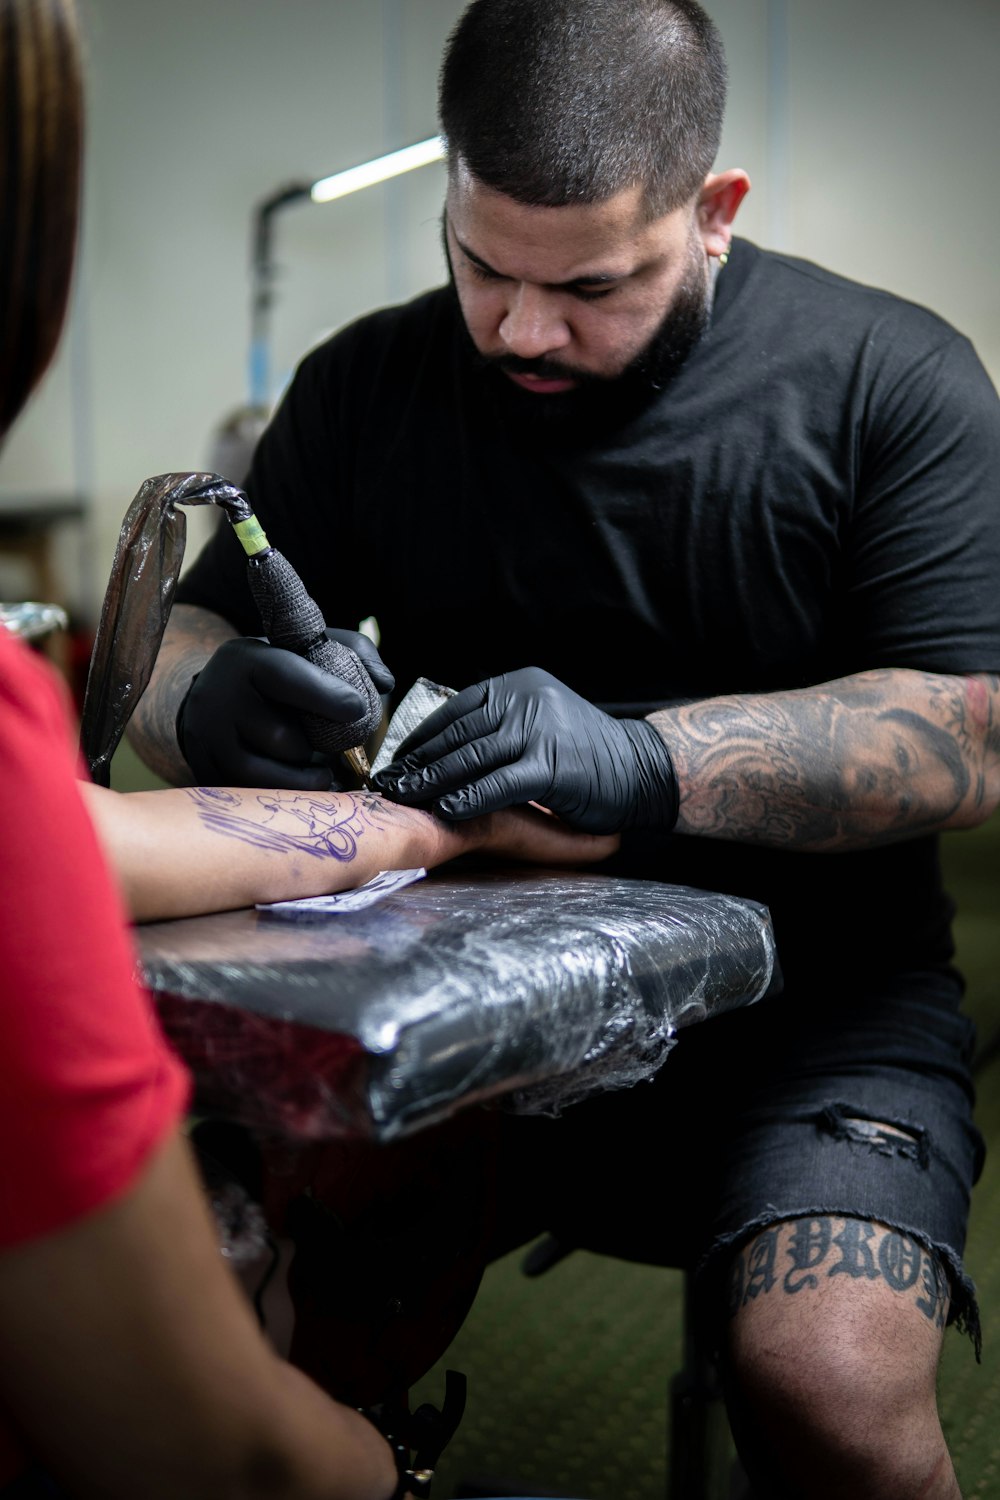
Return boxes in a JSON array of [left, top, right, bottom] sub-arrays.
[[0, 626, 190, 1482]]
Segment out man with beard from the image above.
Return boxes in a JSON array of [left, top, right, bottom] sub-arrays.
[[129, 1, 1000, 1494]]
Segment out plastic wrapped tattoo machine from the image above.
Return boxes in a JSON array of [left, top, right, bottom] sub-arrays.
[[80, 472, 382, 787]]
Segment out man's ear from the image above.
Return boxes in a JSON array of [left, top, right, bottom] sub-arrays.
[[696, 169, 751, 259]]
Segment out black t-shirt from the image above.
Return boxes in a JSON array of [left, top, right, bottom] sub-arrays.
[[178, 239, 1000, 991]]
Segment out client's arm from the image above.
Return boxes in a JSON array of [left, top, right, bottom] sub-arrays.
[[83, 784, 619, 923], [0, 1129, 398, 1500], [1, 635, 398, 1500]]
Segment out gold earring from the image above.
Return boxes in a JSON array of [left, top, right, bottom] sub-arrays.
[[718, 245, 730, 267]]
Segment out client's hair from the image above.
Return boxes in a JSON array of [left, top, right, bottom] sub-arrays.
[[0, 0, 82, 442]]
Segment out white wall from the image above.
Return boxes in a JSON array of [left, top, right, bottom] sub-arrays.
[[1, 0, 997, 621], [0, 0, 465, 613]]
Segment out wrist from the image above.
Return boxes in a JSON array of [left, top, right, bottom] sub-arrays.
[[620, 718, 680, 832], [426, 805, 484, 859]]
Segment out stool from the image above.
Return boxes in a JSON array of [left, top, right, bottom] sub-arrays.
[[522, 1237, 746, 1500]]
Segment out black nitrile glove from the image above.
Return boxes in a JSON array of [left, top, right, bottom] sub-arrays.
[[374, 666, 679, 834], [178, 631, 393, 790]]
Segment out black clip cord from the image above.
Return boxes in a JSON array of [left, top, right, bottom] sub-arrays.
[[359, 1369, 467, 1500]]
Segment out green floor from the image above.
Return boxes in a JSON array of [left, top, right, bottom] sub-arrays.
[[412, 819, 1000, 1499]]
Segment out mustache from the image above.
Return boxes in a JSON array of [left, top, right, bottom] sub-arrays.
[[483, 352, 596, 382]]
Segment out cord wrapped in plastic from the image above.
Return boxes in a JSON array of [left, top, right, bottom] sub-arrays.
[[79, 470, 382, 786], [80, 472, 251, 786], [137, 870, 780, 1143]]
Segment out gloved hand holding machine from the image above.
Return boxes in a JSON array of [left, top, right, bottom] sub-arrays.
[[81, 471, 389, 788], [83, 471, 682, 843]]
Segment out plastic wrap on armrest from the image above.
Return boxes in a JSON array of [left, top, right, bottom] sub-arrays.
[[138, 871, 779, 1142]]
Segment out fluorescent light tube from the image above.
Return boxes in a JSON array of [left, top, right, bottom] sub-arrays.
[[310, 135, 445, 204]]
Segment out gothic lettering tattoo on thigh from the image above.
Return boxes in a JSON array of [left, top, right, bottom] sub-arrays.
[[186, 787, 399, 862], [727, 1216, 949, 1330]]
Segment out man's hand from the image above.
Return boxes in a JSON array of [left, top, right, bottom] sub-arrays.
[[374, 666, 679, 834], [178, 631, 393, 789]]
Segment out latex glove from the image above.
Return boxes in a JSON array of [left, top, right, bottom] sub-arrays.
[[374, 666, 678, 834], [178, 631, 394, 790]]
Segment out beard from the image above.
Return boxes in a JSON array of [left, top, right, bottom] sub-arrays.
[[447, 227, 713, 438]]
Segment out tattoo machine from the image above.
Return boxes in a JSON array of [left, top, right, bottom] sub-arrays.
[[80, 471, 382, 786]]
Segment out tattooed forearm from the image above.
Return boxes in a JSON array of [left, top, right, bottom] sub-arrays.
[[185, 787, 405, 863], [126, 605, 237, 785], [84, 775, 620, 923], [654, 668, 1000, 850], [727, 1216, 949, 1332]]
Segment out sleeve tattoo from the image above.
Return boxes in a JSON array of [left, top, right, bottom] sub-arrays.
[[655, 669, 1000, 850]]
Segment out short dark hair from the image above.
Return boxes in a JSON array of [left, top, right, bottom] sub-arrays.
[[439, 0, 727, 218], [0, 0, 82, 443]]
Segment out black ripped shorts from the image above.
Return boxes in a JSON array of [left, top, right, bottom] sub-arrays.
[[491, 964, 985, 1350]]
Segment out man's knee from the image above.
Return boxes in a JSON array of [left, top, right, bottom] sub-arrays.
[[722, 1215, 957, 1497]]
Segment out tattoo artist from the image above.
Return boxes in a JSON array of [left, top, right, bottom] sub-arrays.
[[129, 2, 1000, 1495]]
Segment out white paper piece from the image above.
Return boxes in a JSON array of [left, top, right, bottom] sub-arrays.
[[257, 866, 427, 918], [371, 677, 457, 775]]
